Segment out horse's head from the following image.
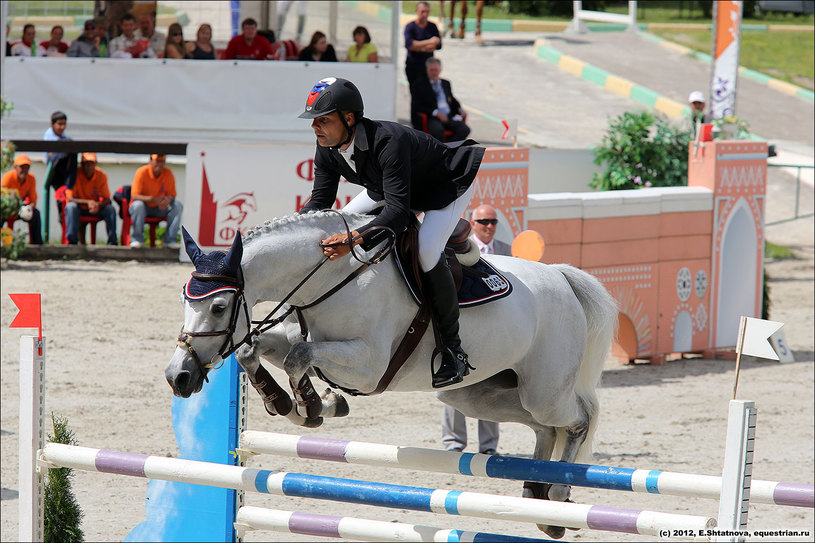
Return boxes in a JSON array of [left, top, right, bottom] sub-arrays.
[[165, 227, 249, 397]]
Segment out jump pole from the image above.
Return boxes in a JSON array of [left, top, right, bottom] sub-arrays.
[[234, 506, 552, 542], [237, 431, 813, 509], [38, 442, 716, 539]]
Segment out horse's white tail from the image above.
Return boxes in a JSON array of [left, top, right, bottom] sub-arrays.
[[552, 264, 619, 463]]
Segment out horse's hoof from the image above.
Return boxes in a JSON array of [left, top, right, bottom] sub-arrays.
[[334, 394, 350, 417], [320, 388, 350, 418], [302, 416, 324, 428], [541, 525, 566, 539], [263, 403, 278, 417]]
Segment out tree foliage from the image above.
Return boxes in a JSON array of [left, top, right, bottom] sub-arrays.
[[591, 110, 692, 191], [44, 414, 84, 543]]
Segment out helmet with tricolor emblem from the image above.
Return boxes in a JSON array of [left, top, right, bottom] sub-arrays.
[[298, 77, 364, 119]]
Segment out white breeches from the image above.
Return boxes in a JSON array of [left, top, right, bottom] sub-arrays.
[[342, 185, 474, 273]]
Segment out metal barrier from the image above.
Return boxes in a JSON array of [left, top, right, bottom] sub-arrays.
[[766, 163, 815, 226]]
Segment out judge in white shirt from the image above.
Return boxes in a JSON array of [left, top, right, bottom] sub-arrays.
[[441, 204, 509, 454]]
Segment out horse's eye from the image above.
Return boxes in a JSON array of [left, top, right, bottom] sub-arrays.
[[212, 304, 227, 315]]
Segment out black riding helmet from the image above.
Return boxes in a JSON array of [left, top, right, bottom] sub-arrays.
[[299, 77, 364, 147]]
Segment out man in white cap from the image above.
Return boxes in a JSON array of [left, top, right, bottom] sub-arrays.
[[688, 91, 710, 137]]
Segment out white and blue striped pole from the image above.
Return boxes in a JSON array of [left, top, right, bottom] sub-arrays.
[[238, 431, 814, 509]]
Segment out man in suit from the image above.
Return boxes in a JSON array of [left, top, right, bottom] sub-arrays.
[[410, 57, 470, 142], [298, 77, 485, 389], [441, 204, 508, 454]]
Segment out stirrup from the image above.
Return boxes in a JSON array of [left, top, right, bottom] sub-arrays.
[[431, 347, 472, 389]]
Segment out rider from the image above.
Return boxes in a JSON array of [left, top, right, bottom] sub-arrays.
[[297, 76, 485, 388]]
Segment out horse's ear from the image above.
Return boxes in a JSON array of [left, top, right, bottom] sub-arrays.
[[224, 232, 243, 272], [182, 227, 204, 265]]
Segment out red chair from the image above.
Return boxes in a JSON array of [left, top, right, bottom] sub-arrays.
[[3, 216, 36, 244], [415, 111, 468, 143], [114, 185, 164, 247], [54, 186, 103, 245], [270, 39, 300, 60]]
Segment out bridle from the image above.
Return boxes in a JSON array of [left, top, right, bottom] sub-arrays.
[[176, 210, 395, 381]]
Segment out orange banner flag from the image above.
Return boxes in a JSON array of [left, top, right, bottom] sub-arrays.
[[9, 293, 42, 341]]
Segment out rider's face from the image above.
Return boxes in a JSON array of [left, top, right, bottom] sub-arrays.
[[311, 112, 354, 148]]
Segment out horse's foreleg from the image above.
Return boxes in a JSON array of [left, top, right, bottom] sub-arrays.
[[458, 0, 467, 38], [235, 334, 293, 418], [439, 1, 447, 35], [283, 339, 372, 426]]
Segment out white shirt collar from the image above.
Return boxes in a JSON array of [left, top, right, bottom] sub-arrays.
[[338, 130, 356, 172]]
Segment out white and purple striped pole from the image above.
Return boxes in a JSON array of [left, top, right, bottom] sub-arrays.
[[238, 431, 814, 509], [40, 443, 715, 538], [235, 506, 552, 542]]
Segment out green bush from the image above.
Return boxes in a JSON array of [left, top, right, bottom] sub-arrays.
[[591, 110, 692, 191]]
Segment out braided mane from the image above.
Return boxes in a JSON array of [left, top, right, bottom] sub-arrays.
[[242, 211, 369, 247]]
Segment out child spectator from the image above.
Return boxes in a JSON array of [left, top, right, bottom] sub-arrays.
[[37, 25, 68, 57], [221, 17, 274, 60], [43, 111, 77, 190], [64, 153, 118, 245], [164, 23, 191, 59], [298, 31, 337, 62], [67, 19, 101, 57], [186, 23, 215, 59], [1, 155, 43, 244], [345, 25, 378, 63], [109, 13, 156, 58], [11, 24, 37, 56]]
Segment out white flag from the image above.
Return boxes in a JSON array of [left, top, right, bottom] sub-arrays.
[[738, 317, 784, 360]]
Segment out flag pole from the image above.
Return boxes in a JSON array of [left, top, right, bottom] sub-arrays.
[[733, 316, 748, 400]]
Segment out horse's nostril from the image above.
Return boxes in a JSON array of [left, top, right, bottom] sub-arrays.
[[173, 371, 191, 392]]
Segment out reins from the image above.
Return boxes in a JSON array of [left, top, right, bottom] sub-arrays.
[[180, 210, 395, 379]]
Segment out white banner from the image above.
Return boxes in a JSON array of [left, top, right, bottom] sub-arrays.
[[1, 58, 395, 142], [184, 142, 363, 249], [710, 1, 743, 119]]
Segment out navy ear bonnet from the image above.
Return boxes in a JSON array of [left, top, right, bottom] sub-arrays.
[[182, 227, 244, 301]]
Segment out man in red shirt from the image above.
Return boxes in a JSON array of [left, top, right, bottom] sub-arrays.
[[129, 154, 183, 249], [65, 153, 118, 245], [1, 154, 43, 244], [221, 17, 274, 60]]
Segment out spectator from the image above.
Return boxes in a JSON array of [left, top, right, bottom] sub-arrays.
[[64, 153, 118, 245], [221, 17, 274, 60], [137, 11, 166, 57], [10, 23, 37, 56], [37, 25, 68, 57], [688, 90, 710, 137], [411, 57, 469, 142], [5, 23, 11, 56], [404, 1, 441, 86], [43, 110, 77, 190], [129, 154, 183, 249], [186, 23, 215, 60], [164, 23, 191, 59], [1, 154, 43, 245], [298, 31, 337, 62], [276, 0, 307, 43], [95, 18, 110, 57], [345, 25, 378, 63], [109, 13, 156, 58], [441, 204, 508, 455], [67, 19, 101, 57]]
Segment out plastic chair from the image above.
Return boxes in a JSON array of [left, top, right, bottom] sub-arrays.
[[113, 185, 164, 247], [54, 186, 103, 245], [415, 111, 468, 143]]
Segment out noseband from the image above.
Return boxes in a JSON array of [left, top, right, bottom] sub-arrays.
[[178, 211, 395, 382]]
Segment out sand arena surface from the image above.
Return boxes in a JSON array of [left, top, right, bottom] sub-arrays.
[[0, 239, 812, 542]]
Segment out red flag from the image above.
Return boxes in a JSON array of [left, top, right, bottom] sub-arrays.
[[9, 293, 42, 340]]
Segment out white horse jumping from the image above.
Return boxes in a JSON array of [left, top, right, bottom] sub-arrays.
[[166, 211, 618, 538]]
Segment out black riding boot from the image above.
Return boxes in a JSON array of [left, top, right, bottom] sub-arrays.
[[424, 256, 472, 388]]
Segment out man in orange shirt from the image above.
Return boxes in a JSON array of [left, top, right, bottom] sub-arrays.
[[129, 154, 183, 249], [65, 153, 118, 245], [1, 154, 43, 244]]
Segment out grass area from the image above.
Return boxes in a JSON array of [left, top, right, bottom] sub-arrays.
[[651, 28, 814, 89], [765, 241, 797, 260], [7, 1, 93, 19]]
